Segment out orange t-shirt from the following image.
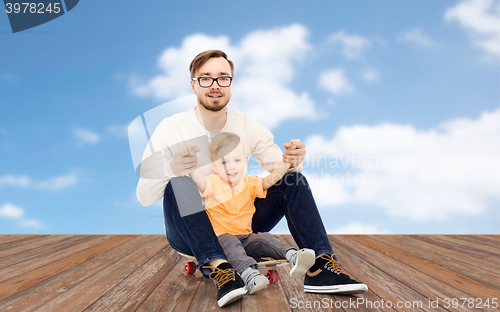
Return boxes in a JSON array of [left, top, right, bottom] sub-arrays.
[[201, 175, 267, 236]]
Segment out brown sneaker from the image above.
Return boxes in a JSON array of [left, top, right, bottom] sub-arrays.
[[304, 254, 368, 294], [202, 262, 247, 307]]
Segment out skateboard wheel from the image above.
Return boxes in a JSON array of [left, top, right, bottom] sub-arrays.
[[185, 261, 196, 274], [267, 269, 279, 283]]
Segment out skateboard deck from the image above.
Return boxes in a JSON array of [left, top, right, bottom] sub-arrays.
[[182, 255, 288, 283]]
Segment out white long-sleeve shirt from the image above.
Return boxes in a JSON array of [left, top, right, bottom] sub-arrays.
[[136, 107, 301, 206]]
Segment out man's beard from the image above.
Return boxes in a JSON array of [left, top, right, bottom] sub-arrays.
[[197, 93, 229, 112]]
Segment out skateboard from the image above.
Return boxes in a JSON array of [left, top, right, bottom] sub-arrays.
[[183, 256, 288, 283]]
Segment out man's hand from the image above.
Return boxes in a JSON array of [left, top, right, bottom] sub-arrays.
[[283, 139, 306, 169], [171, 145, 200, 176]]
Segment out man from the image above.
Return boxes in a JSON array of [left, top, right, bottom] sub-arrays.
[[137, 50, 368, 307]]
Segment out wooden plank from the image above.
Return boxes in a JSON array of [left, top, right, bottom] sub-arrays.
[[348, 235, 500, 300], [447, 235, 500, 256], [330, 235, 448, 312], [0, 235, 15, 244], [333, 235, 475, 312], [241, 272, 292, 312], [474, 235, 500, 244], [0, 235, 135, 302], [30, 235, 166, 312], [0, 235, 50, 250], [397, 235, 500, 275], [0, 235, 74, 260], [413, 235, 500, 265], [0, 235, 91, 269], [0, 235, 153, 312], [370, 235, 500, 288], [187, 276, 240, 312], [0, 235, 107, 282], [84, 243, 176, 312], [136, 255, 203, 312], [171, 269, 203, 312], [482, 235, 500, 241]]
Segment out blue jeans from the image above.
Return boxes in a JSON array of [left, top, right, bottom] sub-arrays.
[[162, 173, 334, 277], [252, 173, 333, 257]]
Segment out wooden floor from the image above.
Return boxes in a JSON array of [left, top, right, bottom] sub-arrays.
[[0, 235, 498, 312]]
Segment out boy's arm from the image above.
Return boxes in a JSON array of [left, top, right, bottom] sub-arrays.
[[178, 145, 207, 192], [262, 161, 291, 190], [190, 168, 207, 193], [261, 139, 300, 190]]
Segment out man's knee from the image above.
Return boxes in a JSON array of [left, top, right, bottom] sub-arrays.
[[281, 172, 310, 189], [164, 177, 204, 217]]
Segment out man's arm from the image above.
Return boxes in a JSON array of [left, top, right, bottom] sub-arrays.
[[136, 116, 210, 206], [244, 116, 303, 174]]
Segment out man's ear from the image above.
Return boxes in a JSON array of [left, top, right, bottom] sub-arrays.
[[191, 80, 196, 94]]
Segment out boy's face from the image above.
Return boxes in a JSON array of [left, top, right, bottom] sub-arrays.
[[212, 143, 246, 185]]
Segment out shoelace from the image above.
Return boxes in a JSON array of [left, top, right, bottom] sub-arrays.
[[319, 254, 346, 275], [203, 266, 235, 289]]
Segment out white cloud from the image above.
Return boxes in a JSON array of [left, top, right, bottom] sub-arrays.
[[130, 24, 318, 130], [326, 222, 390, 234], [0, 175, 32, 187], [400, 28, 435, 47], [106, 124, 129, 139], [445, 0, 500, 57], [319, 69, 354, 95], [0, 203, 46, 229], [74, 127, 100, 145], [362, 70, 380, 82], [18, 219, 45, 229], [0, 172, 78, 191], [0, 203, 24, 219], [328, 31, 372, 59], [304, 109, 500, 221], [36, 172, 78, 191]]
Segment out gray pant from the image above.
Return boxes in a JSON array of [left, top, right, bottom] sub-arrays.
[[218, 232, 295, 274]]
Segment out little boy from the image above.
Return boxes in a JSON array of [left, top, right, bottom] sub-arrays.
[[179, 132, 315, 295]]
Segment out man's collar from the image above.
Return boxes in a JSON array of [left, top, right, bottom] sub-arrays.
[[193, 106, 228, 133]]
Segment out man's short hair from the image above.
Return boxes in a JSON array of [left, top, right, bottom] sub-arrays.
[[189, 50, 234, 78], [210, 132, 241, 161]]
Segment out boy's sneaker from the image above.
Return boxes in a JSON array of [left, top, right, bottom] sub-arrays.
[[203, 262, 247, 307], [304, 254, 368, 295], [241, 268, 269, 294], [289, 248, 315, 278]]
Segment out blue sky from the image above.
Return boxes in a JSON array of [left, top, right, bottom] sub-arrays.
[[1, 0, 499, 235]]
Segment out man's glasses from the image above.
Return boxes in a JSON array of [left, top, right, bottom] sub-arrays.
[[192, 76, 233, 88]]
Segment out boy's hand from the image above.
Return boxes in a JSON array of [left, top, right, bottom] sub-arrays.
[[285, 139, 301, 150], [283, 139, 306, 169], [171, 145, 200, 176]]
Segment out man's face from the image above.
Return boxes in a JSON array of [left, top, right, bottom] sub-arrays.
[[211, 143, 246, 186], [191, 57, 233, 112]]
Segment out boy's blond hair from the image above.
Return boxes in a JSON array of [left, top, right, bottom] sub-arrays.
[[210, 132, 241, 161]]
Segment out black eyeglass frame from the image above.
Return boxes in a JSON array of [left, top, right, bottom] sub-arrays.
[[191, 76, 233, 88]]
